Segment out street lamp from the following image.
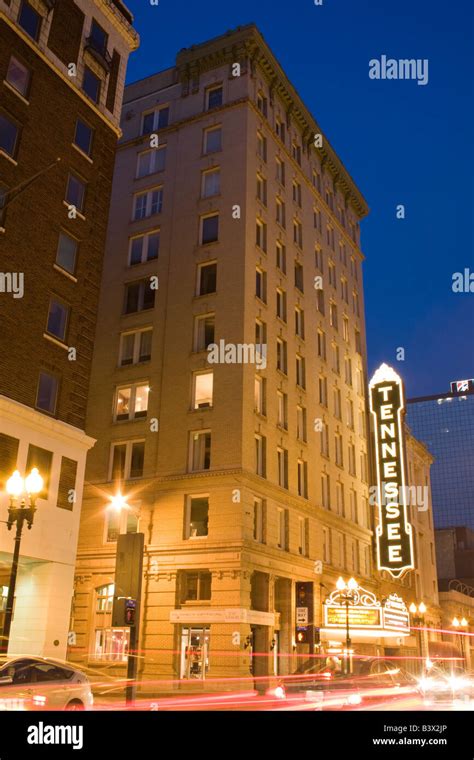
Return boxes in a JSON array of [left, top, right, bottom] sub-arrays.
[[452, 616, 469, 667], [336, 576, 359, 675], [409, 601, 427, 673], [2, 468, 43, 654]]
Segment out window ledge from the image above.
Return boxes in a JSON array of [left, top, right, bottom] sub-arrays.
[[72, 142, 93, 164], [43, 332, 69, 350], [3, 80, 30, 105], [0, 149, 17, 166], [53, 263, 78, 282]]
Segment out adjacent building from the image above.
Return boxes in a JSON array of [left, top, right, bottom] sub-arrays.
[[0, 0, 138, 657], [70, 25, 442, 687]]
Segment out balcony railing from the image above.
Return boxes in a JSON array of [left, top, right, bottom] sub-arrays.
[[84, 36, 113, 72]]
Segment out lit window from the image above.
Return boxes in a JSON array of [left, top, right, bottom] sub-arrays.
[[255, 375, 266, 415], [114, 383, 149, 421], [186, 495, 209, 538], [193, 372, 213, 409]]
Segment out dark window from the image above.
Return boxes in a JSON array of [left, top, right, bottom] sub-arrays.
[[124, 280, 155, 314], [65, 174, 85, 213], [181, 571, 212, 602], [141, 112, 154, 135], [111, 443, 126, 480], [18, 1, 41, 40], [36, 372, 58, 416], [0, 185, 8, 228], [26, 444, 53, 498], [0, 114, 19, 158], [56, 232, 78, 274], [82, 66, 101, 103], [141, 107, 169, 135], [57, 456, 77, 511], [207, 86, 223, 110], [201, 215, 219, 244], [6, 56, 31, 98], [188, 497, 209, 537], [199, 263, 217, 295], [130, 442, 144, 478], [0, 433, 19, 491], [106, 49, 121, 113], [295, 262, 304, 292], [74, 119, 93, 156], [89, 19, 108, 53], [46, 299, 69, 341], [157, 107, 169, 129]]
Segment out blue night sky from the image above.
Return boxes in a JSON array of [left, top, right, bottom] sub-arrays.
[[124, 0, 473, 398]]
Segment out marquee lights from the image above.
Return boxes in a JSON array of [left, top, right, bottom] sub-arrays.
[[369, 363, 414, 578]]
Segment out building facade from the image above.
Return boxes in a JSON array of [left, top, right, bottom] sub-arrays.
[[0, 0, 138, 657], [70, 25, 440, 688]]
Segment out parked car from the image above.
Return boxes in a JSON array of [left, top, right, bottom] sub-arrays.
[[271, 657, 418, 710], [0, 656, 93, 711], [418, 664, 474, 705]]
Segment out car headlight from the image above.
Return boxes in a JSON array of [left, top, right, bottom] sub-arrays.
[[448, 676, 469, 691]]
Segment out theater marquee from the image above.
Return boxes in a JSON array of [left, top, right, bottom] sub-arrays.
[[369, 363, 414, 578]]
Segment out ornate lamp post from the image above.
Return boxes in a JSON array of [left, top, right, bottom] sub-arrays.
[[452, 616, 468, 668], [336, 576, 359, 675], [2, 468, 43, 654], [409, 601, 427, 673]]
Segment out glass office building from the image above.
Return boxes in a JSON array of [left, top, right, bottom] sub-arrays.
[[406, 388, 474, 530]]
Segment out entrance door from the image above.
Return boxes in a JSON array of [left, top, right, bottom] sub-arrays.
[[180, 627, 210, 679]]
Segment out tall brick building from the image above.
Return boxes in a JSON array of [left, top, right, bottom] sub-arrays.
[[0, 0, 138, 657], [71, 25, 440, 687]]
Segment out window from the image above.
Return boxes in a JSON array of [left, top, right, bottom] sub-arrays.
[[197, 262, 217, 295], [65, 173, 86, 213], [335, 433, 343, 467], [292, 181, 302, 207], [201, 214, 219, 244], [277, 391, 288, 429], [206, 85, 223, 110], [295, 307, 305, 339], [256, 173, 267, 205], [298, 517, 308, 555], [330, 303, 338, 331], [257, 90, 267, 116], [46, 298, 69, 342], [110, 440, 145, 480], [276, 241, 286, 273], [339, 243, 347, 266], [253, 498, 266, 543], [256, 267, 267, 302], [328, 261, 336, 288], [193, 371, 213, 409], [361, 451, 368, 482], [141, 106, 169, 134], [129, 230, 160, 265], [293, 219, 302, 248], [353, 290, 360, 317], [133, 188, 163, 220], [255, 375, 266, 415], [294, 262, 304, 292], [276, 157, 285, 185], [297, 461, 308, 498], [296, 354, 306, 389], [319, 376, 328, 406], [194, 313, 215, 351], [74, 119, 93, 157], [321, 473, 330, 508], [291, 140, 301, 165], [343, 316, 349, 343], [189, 431, 211, 471], [257, 131, 267, 161], [255, 434, 266, 477], [276, 197, 286, 228], [275, 117, 285, 142], [55, 232, 78, 275], [18, 1, 41, 40], [276, 338, 287, 374], [201, 168, 220, 198], [349, 489, 358, 522], [204, 126, 222, 154], [136, 146, 166, 177], [276, 288, 287, 321], [124, 279, 156, 313], [355, 329, 362, 354], [317, 329, 326, 360], [347, 399, 354, 429], [348, 442, 356, 476], [181, 571, 212, 602], [332, 343, 340, 374], [320, 422, 329, 457], [277, 509, 289, 550], [82, 66, 101, 104], [119, 328, 152, 366], [341, 277, 349, 303], [316, 288, 325, 315], [6, 56, 31, 98], [323, 527, 330, 563], [185, 496, 209, 538], [296, 405, 307, 442], [36, 372, 58, 415], [314, 207, 322, 232], [89, 18, 108, 53], [256, 219, 267, 251], [315, 245, 323, 272], [277, 448, 288, 489], [312, 170, 321, 192], [334, 385, 341, 418], [0, 114, 19, 158], [255, 319, 266, 348], [336, 481, 344, 516], [26, 444, 52, 498], [114, 383, 149, 421]]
